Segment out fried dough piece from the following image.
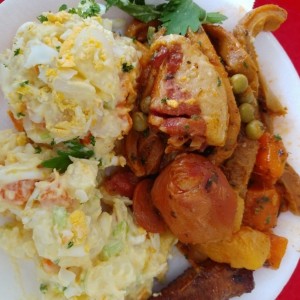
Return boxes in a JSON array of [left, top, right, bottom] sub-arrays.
[[150, 260, 254, 300], [233, 5, 287, 115], [147, 34, 229, 153], [188, 28, 241, 165]]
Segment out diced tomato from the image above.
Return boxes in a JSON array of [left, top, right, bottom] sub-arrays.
[[133, 179, 166, 233]]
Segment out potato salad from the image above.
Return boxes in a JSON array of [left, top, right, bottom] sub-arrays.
[[0, 1, 175, 299], [0, 1, 140, 167]]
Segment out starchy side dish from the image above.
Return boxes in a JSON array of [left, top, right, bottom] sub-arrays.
[[0, 0, 299, 299]]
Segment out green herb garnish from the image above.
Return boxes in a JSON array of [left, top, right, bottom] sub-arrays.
[[105, 0, 227, 35], [274, 134, 282, 141], [16, 112, 25, 118], [37, 15, 48, 23], [122, 62, 134, 72], [40, 283, 48, 294], [19, 80, 29, 87], [161, 97, 168, 104], [90, 135, 96, 146], [67, 241, 74, 249], [14, 48, 21, 56], [41, 138, 94, 173], [59, 4, 68, 11], [67, 0, 101, 18]]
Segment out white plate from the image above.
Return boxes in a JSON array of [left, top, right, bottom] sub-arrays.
[[0, 1, 299, 299]]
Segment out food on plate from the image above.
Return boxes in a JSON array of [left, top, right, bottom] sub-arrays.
[[151, 153, 239, 244], [0, 0, 141, 167], [0, 0, 299, 299], [149, 260, 254, 300], [0, 129, 175, 299]]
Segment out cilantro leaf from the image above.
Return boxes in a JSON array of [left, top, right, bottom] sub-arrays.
[[41, 138, 94, 173], [104, 0, 227, 35], [159, 0, 206, 35], [105, 0, 160, 23], [205, 12, 228, 24]]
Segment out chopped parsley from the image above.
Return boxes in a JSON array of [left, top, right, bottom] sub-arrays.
[[39, 283, 48, 294], [217, 77, 222, 87], [184, 124, 190, 131], [19, 80, 29, 87], [105, 0, 227, 35], [16, 112, 25, 118], [89, 135, 96, 146], [265, 215, 271, 225], [161, 97, 168, 104], [41, 138, 94, 173], [59, 4, 68, 11], [67, 241, 74, 249], [122, 62, 134, 72], [274, 133, 282, 141], [14, 48, 21, 56], [34, 146, 42, 154], [37, 14, 48, 23], [243, 61, 249, 69], [65, 0, 101, 18]]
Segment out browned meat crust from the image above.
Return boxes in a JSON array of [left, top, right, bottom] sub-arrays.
[[149, 260, 254, 300], [277, 163, 300, 215], [222, 131, 259, 198]]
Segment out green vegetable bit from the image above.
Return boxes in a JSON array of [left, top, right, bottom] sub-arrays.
[[239, 103, 255, 123], [41, 138, 94, 173], [104, 0, 227, 35], [230, 73, 248, 94], [122, 62, 134, 72], [40, 283, 48, 294], [37, 15, 48, 23], [67, 241, 74, 249], [245, 120, 265, 140], [14, 48, 21, 56], [59, 4, 68, 11]]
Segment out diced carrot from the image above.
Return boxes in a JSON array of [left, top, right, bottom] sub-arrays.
[[7, 110, 24, 132], [253, 132, 287, 186], [41, 258, 60, 274], [266, 233, 288, 269], [243, 187, 280, 231]]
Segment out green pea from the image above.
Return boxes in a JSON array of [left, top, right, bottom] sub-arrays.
[[140, 96, 151, 114], [245, 120, 265, 140], [238, 90, 257, 105], [230, 74, 248, 94], [133, 112, 148, 132], [239, 103, 255, 123]]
